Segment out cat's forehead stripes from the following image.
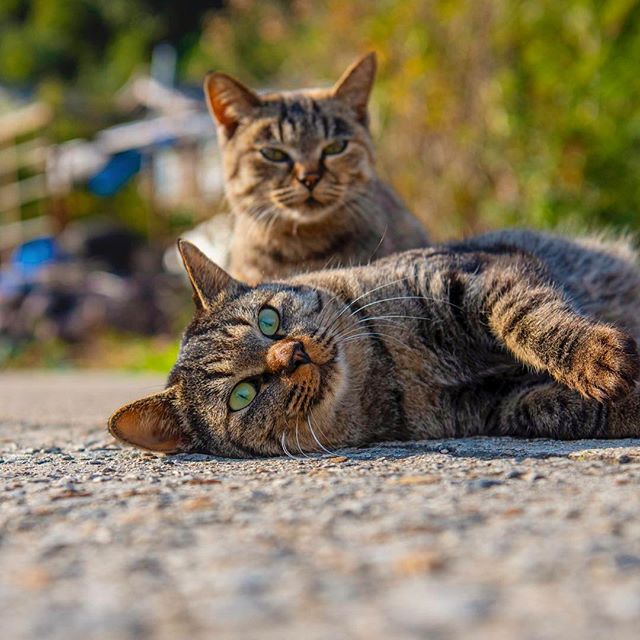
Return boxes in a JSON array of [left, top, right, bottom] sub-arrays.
[[177, 327, 268, 390], [255, 94, 355, 146], [254, 124, 278, 144], [178, 285, 324, 371]]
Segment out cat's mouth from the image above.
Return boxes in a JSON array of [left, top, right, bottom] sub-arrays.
[[280, 346, 346, 455], [300, 192, 342, 214], [274, 192, 342, 223]]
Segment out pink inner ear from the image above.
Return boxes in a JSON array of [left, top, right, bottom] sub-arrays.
[[211, 91, 237, 129], [205, 73, 261, 136], [110, 398, 182, 453]]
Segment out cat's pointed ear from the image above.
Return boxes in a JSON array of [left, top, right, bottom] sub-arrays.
[[108, 387, 185, 454], [204, 72, 262, 138], [177, 239, 241, 310], [332, 52, 377, 126]]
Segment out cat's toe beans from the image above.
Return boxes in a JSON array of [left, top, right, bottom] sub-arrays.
[[573, 326, 640, 402]]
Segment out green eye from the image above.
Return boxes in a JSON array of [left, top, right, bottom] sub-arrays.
[[323, 139, 348, 155], [229, 381, 258, 411], [260, 147, 290, 162], [258, 307, 280, 336]]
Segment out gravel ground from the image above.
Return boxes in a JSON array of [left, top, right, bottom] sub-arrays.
[[2, 371, 640, 640]]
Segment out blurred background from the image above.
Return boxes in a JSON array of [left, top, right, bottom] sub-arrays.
[[1, 0, 639, 371]]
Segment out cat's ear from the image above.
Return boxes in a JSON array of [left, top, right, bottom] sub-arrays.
[[177, 239, 241, 310], [108, 387, 185, 454], [332, 52, 377, 126], [204, 72, 262, 138]]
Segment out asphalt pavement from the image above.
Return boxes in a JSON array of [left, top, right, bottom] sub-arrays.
[[2, 371, 640, 640]]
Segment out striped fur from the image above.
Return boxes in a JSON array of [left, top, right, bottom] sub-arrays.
[[204, 53, 429, 284], [109, 230, 640, 456]]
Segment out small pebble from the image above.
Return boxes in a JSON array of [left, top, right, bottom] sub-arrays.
[[469, 478, 503, 490]]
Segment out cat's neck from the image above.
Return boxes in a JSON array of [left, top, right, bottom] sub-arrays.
[[227, 177, 421, 283]]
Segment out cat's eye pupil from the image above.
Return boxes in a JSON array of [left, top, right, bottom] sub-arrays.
[[258, 307, 280, 336], [260, 147, 289, 162], [324, 140, 347, 155], [229, 381, 257, 411]]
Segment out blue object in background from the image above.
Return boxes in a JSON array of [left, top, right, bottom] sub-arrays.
[[0, 236, 60, 297], [88, 150, 142, 196], [12, 236, 59, 276]]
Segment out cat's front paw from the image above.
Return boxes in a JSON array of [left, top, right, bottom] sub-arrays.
[[569, 325, 639, 403]]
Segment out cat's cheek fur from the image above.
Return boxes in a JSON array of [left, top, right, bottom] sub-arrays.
[[333, 144, 375, 179]]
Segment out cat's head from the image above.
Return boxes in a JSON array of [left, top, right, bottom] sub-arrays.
[[205, 53, 377, 224], [108, 241, 361, 457]]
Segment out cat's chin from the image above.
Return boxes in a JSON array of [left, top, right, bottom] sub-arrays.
[[301, 349, 350, 451], [278, 199, 342, 225]]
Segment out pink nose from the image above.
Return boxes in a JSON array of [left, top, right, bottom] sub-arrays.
[[297, 172, 321, 191], [266, 340, 311, 375]]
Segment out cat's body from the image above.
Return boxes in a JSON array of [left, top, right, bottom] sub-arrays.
[[204, 53, 429, 283], [109, 229, 640, 457]]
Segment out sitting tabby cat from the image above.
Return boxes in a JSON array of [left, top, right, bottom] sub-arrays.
[[109, 229, 640, 457], [204, 52, 429, 283]]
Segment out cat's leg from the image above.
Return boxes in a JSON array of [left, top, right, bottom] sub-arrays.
[[487, 381, 640, 439], [476, 255, 640, 402]]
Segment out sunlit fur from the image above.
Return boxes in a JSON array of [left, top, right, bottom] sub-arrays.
[[204, 53, 429, 283], [109, 230, 640, 457]]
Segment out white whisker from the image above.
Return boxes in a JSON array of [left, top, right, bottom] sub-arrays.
[[281, 431, 304, 461], [307, 415, 339, 456], [354, 314, 432, 324], [333, 320, 407, 342], [294, 418, 310, 457], [324, 278, 410, 331], [339, 331, 413, 351], [348, 295, 434, 318], [367, 224, 388, 263]]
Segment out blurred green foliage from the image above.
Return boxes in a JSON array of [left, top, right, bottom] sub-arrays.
[[186, 0, 640, 238], [0, 0, 221, 91], [2, 332, 181, 371], [1, 0, 639, 238]]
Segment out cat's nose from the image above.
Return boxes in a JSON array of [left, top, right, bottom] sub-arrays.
[[266, 340, 311, 375], [297, 171, 321, 191], [289, 342, 311, 370]]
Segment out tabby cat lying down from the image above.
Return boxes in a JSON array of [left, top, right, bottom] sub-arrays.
[[109, 230, 640, 457]]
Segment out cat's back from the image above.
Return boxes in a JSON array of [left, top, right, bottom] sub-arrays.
[[465, 228, 638, 279], [307, 227, 640, 331], [373, 180, 430, 254]]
